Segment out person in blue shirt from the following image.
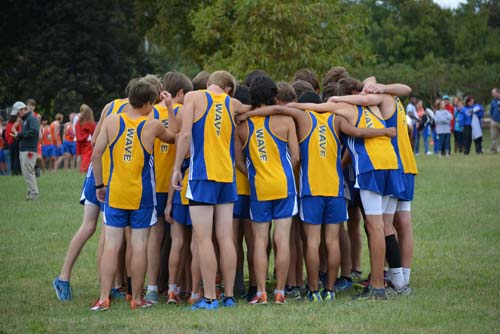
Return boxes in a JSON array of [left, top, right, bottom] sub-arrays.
[[453, 97, 464, 153], [489, 88, 500, 153], [459, 96, 484, 155]]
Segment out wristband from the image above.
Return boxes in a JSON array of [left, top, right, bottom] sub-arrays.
[[95, 184, 104, 189]]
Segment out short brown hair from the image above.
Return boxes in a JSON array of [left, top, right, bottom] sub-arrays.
[[337, 78, 363, 96], [322, 66, 349, 88], [26, 98, 37, 107], [142, 74, 162, 95], [55, 113, 63, 121], [207, 71, 236, 97], [322, 82, 339, 101], [163, 71, 193, 97], [291, 80, 314, 99], [125, 77, 140, 96], [192, 71, 210, 90], [128, 79, 158, 108], [276, 82, 297, 103], [293, 69, 320, 92]]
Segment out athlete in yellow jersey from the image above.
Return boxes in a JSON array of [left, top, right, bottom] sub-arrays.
[[235, 76, 300, 305], [289, 77, 407, 300], [171, 71, 250, 310], [331, 77, 416, 294], [238, 86, 395, 303], [143, 72, 193, 304], [90, 79, 175, 311]]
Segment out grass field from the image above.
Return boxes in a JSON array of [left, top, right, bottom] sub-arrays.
[[1, 146, 500, 333]]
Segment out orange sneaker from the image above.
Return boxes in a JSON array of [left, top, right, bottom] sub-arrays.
[[130, 298, 153, 310], [249, 292, 268, 305], [90, 298, 110, 311], [274, 292, 286, 305], [167, 290, 180, 305]]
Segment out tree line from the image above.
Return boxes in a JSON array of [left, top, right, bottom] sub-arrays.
[[1, 0, 499, 118]]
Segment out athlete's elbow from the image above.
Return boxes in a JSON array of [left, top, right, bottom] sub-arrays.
[[178, 131, 191, 143], [291, 154, 300, 168]]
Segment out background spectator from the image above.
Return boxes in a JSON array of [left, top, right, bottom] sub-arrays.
[[460, 96, 484, 155], [490, 88, 500, 153], [75, 104, 95, 173], [415, 100, 431, 155], [6, 110, 22, 175], [453, 97, 464, 153], [435, 101, 453, 157], [406, 97, 419, 148]]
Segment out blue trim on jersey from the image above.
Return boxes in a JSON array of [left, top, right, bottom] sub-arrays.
[[152, 106, 160, 120], [117, 102, 127, 114], [106, 117, 125, 202], [189, 92, 213, 181], [137, 120, 156, 208], [106, 101, 115, 116]]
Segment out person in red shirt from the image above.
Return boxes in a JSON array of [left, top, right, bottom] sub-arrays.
[[40, 116, 54, 172], [50, 113, 65, 171], [75, 104, 96, 173], [63, 113, 77, 170], [6, 111, 22, 175]]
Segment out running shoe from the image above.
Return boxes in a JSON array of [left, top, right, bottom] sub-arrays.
[[110, 286, 126, 300], [222, 296, 236, 308], [334, 277, 353, 292], [321, 289, 335, 302], [249, 292, 268, 305], [285, 287, 302, 301], [352, 286, 387, 301], [191, 299, 219, 310], [53, 277, 72, 301], [306, 291, 322, 302], [144, 290, 159, 304], [167, 290, 181, 305], [274, 292, 286, 305], [350, 270, 363, 282], [90, 298, 110, 311], [246, 286, 257, 303], [130, 298, 153, 310], [386, 285, 412, 297]]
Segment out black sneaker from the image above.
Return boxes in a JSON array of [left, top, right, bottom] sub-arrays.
[[246, 286, 257, 303], [352, 286, 387, 301], [35, 166, 41, 177]]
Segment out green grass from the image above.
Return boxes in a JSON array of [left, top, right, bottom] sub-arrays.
[[1, 149, 500, 333]]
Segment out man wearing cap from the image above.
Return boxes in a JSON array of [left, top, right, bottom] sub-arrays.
[[10, 101, 40, 200]]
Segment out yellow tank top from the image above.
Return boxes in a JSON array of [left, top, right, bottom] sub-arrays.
[[107, 113, 155, 210], [394, 98, 418, 174], [236, 169, 250, 196], [153, 103, 180, 192], [102, 98, 128, 185], [299, 112, 343, 197], [189, 91, 235, 183]]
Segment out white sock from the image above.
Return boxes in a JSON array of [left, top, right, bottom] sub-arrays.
[[389, 267, 404, 290], [403, 268, 411, 286], [256, 291, 264, 297], [191, 292, 199, 300], [168, 284, 177, 293], [274, 289, 285, 296], [147, 285, 158, 292]]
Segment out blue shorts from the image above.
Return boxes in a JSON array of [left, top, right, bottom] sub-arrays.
[[187, 180, 237, 205], [233, 195, 250, 219], [63, 140, 76, 155], [104, 204, 157, 229], [356, 169, 404, 196], [250, 196, 298, 223], [55, 145, 64, 156], [172, 203, 192, 226], [395, 173, 415, 201], [300, 196, 347, 225], [156, 192, 168, 218], [42, 144, 55, 158], [79, 166, 104, 211], [0, 150, 5, 163]]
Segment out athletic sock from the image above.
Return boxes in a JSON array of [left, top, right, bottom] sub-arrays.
[[168, 284, 178, 293], [147, 285, 158, 292], [127, 277, 132, 295], [191, 292, 200, 300], [389, 267, 404, 290], [385, 234, 402, 268], [256, 291, 264, 298], [203, 297, 214, 304], [235, 269, 244, 292], [274, 289, 285, 296], [403, 268, 411, 286]]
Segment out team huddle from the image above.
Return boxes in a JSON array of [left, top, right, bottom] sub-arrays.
[[52, 67, 417, 311]]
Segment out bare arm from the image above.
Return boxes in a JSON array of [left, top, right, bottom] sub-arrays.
[[236, 105, 309, 127], [154, 120, 176, 144], [285, 117, 300, 169], [232, 98, 252, 115], [91, 117, 113, 202], [234, 128, 247, 175], [91, 102, 111, 146], [337, 115, 396, 138], [160, 91, 178, 134], [340, 150, 351, 170], [171, 91, 195, 190], [329, 94, 384, 106], [164, 185, 175, 224]]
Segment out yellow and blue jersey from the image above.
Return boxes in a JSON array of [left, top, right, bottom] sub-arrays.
[[102, 98, 129, 186], [384, 98, 418, 175], [347, 105, 399, 175], [242, 115, 296, 201], [236, 169, 250, 196], [106, 113, 155, 210], [153, 103, 181, 193], [189, 90, 235, 183], [299, 111, 343, 197]]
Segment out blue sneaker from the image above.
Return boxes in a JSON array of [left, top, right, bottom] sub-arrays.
[[306, 291, 322, 302], [321, 289, 335, 302], [191, 299, 219, 310], [222, 296, 236, 308], [334, 277, 353, 292], [110, 287, 126, 300], [53, 277, 72, 301]]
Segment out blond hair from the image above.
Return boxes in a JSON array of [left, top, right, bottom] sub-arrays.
[[207, 71, 236, 96]]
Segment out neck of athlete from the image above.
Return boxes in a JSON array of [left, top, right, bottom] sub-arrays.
[[130, 103, 152, 118], [207, 84, 225, 94]]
